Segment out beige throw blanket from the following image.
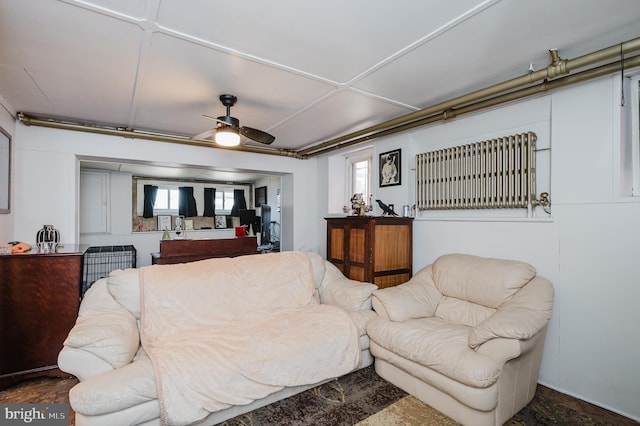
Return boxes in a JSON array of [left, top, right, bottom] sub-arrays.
[[139, 252, 361, 426]]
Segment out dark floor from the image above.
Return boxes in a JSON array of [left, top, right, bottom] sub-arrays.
[[0, 373, 637, 426]]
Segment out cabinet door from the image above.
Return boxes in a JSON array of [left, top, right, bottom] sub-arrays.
[[327, 219, 370, 281], [0, 254, 81, 385], [371, 219, 413, 288], [373, 223, 411, 272], [347, 224, 368, 281], [327, 225, 346, 273]]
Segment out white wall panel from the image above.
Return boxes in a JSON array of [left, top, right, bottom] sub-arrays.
[[320, 75, 640, 420], [551, 78, 616, 203], [0, 107, 15, 243], [12, 124, 320, 264]]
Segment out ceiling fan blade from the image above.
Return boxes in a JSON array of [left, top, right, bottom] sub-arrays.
[[202, 114, 218, 122], [240, 126, 275, 145], [192, 129, 215, 141]]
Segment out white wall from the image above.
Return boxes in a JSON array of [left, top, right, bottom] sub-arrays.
[[0, 104, 15, 243], [321, 75, 640, 420], [7, 73, 640, 419], [12, 123, 322, 266]]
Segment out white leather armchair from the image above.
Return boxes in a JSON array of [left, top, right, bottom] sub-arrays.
[[367, 253, 554, 426]]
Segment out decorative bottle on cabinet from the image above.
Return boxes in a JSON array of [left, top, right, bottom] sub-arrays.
[[36, 225, 60, 248], [325, 216, 413, 288]]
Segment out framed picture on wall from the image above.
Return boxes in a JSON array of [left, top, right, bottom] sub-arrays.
[[255, 186, 267, 207], [379, 149, 401, 187], [0, 126, 10, 213], [215, 215, 227, 229]]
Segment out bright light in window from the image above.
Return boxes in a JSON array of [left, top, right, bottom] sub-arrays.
[[353, 159, 370, 198], [154, 189, 168, 209], [169, 189, 179, 210], [215, 191, 236, 211], [153, 188, 179, 211]]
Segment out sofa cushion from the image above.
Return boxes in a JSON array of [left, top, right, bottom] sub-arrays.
[[367, 316, 501, 388], [107, 268, 142, 319], [319, 262, 377, 311], [432, 254, 536, 308], [304, 251, 326, 295], [434, 296, 496, 327], [373, 265, 443, 322], [63, 279, 139, 369]]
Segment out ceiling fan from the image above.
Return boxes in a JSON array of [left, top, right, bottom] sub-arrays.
[[192, 94, 275, 146]]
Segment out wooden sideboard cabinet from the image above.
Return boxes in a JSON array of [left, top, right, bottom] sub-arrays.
[[325, 216, 413, 288], [151, 237, 258, 265], [0, 245, 88, 389]]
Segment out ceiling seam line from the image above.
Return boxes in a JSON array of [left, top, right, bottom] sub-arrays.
[[342, 0, 503, 86]]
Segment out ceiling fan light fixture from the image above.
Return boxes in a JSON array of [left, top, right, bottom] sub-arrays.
[[215, 127, 240, 146]]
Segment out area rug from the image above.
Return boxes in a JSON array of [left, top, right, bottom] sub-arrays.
[[355, 395, 459, 426], [2, 364, 635, 425], [219, 365, 637, 426], [219, 365, 407, 425]]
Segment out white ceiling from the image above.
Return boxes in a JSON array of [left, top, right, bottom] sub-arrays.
[[1, 0, 640, 178]]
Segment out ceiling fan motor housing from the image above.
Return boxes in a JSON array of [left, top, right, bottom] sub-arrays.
[[192, 93, 275, 144], [220, 94, 237, 107], [217, 115, 240, 129]]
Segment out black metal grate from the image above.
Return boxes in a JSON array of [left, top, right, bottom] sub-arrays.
[[82, 245, 137, 295]]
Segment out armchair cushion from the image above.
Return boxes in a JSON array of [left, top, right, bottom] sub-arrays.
[[371, 265, 443, 322], [433, 253, 536, 308], [367, 317, 501, 388], [434, 297, 495, 328]]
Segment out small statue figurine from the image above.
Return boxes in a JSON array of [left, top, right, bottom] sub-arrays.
[[350, 193, 367, 216]]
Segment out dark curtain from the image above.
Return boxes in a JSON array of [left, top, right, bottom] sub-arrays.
[[178, 186, 198, 217], [142, 185, 158, 218], [203, 187, 216, 217], [230, 189, 247, 216]]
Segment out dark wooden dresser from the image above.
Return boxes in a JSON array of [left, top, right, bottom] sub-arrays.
[[151, 237, 258, 265], [326, 216, 413, 288], [0, 245, 87, 389]]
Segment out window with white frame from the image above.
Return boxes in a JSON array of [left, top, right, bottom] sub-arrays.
[[215, 189, 235, 213], [135, 179, 248, 217], [631, 74, 640, 196], [153, 187, 179, 213], [346, 148, 373, 205], [621, 72, 640, 196]]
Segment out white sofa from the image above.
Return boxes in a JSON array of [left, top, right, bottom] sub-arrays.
[[366, 253, 554, 426], [58, 251, 377, 426]]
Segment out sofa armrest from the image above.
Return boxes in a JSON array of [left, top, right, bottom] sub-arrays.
[[469, 306, 549, 349], [371, 265, 443, 322], [60, 279, 140, 376], [475, 337, 521, 364], [57, 347, 115, 382], [469, 277, 553, 348], [319, 261, 377, 311], [475, 328, 547, 366]]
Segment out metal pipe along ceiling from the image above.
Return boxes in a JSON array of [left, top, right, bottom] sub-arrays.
[[300, 36, 640, 157], [305, 53, 640, 157], [17, 36, 640, 159]]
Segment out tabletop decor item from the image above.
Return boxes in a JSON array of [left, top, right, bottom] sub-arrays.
[[36, 224, 60, 252]]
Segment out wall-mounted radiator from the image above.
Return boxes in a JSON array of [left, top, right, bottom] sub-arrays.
[[416, 132, 537, 210]]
